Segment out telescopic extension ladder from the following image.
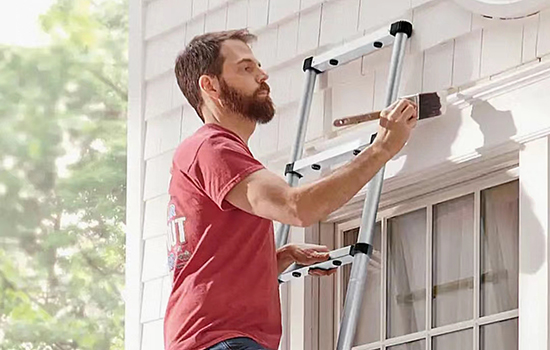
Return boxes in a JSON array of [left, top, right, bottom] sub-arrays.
[[275, 20, 413, 350]]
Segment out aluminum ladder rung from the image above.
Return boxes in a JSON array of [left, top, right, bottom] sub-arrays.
[[278, 244, 373, 284], [309, 26, 395, 73], [292, 134, 376, 182]]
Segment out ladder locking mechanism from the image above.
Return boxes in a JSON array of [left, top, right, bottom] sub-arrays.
[[350, 242, 373, 257]]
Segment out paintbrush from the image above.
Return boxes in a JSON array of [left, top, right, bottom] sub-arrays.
[[333, 91, 447, 127]]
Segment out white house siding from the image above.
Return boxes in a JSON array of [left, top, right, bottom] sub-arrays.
[[127, 0, 550, 349]]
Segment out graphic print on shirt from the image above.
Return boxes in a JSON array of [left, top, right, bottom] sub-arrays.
[[166, 202, 192, 272]]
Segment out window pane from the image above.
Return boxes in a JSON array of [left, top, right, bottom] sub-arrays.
[[433, 329, 473, 350], [433, 195, 474, 327], [342, 223, 381, 345], [481, 318, 518, 350], [387, 209, 426, 338], [388, 339, 426, 350], [481, 181, 519, 316]]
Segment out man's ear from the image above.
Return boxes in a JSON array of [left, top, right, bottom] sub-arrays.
[[198, 75, 220, 101]]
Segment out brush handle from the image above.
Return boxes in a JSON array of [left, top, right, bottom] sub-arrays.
[[333, 92, 445, 127], [333, 111, 381, 127]]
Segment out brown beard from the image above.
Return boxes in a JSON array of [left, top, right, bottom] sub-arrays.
[[219, 78, 276, 124]]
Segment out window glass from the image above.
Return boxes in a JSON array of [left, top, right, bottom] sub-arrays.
[[433, 195, 475, 327], [387, 209, 427, 338], [433, 329, 473, 350], [481, 181, 519, 316]]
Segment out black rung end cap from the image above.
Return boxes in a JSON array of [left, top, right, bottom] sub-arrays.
[[390, 21, 413, 38], [303, 56, 314, 71], [285, 162, 303, 179], [303, 56, 322, 73], [350, 243, 373, 256]]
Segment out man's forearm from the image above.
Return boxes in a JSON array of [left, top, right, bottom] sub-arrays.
[[290, 143, 391, 227]]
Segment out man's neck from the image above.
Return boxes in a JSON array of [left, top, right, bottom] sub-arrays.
[[204, 112, 256, 144]]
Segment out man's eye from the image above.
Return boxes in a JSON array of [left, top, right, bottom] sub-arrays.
[[244, 66, 253, 72]]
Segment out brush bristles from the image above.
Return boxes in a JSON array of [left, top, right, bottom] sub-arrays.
[[418, 92, 443, 120]]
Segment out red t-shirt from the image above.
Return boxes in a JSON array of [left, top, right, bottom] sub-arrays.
[[164, 123, 281, 350]]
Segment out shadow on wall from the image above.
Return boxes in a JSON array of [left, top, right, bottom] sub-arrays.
[[518, 177, 546, 275], [392, 55, 520, 176], [469, 97, 517, 152], [393, 89, 545, 275], [468, 97, 545, 275]]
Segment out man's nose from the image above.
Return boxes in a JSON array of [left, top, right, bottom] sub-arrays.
[[257, 68, 269, 83]]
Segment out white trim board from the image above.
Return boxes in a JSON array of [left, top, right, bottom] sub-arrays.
[[327, 152, 519, 224], [126, 0, 147, 349]]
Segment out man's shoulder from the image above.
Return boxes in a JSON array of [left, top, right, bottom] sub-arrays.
[[179, 124, 242, 152], [174, 124, 245, 169]]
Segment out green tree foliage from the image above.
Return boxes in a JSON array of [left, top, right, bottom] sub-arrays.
[[0, 0, 127, 349]]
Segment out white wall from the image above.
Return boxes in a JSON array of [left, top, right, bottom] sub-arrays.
[[127, 1, 550, 349]]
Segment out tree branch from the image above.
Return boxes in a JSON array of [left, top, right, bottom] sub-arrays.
[[85, 67, 127, 101], [81, 251, 122, 295], [0, 270, 50, 315]]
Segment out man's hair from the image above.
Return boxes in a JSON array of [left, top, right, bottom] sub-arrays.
[[174, 29, 257, 122]]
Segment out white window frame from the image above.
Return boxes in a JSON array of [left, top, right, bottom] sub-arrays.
[[317, 166, 520, 350]]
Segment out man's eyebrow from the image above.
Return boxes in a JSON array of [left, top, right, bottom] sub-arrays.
[[236, 58, 261, 67]]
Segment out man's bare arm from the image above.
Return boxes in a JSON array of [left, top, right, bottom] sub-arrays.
[[226, 99, 417, 227], [226, 144, 389, 226]]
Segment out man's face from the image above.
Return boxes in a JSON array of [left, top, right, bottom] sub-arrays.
[[217, 39, 275, 124]]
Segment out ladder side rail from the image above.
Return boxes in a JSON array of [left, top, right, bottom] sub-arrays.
[[275, 67, 318, 248], [336, 22, 412, 350]]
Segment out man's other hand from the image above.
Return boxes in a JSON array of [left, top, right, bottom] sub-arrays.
[[277, 243, 337, 276]]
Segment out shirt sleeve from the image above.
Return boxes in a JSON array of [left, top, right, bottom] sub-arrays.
[[186, 134, 265, 210]]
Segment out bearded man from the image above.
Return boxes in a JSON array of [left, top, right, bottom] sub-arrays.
[[164, 29, 417, 350]]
